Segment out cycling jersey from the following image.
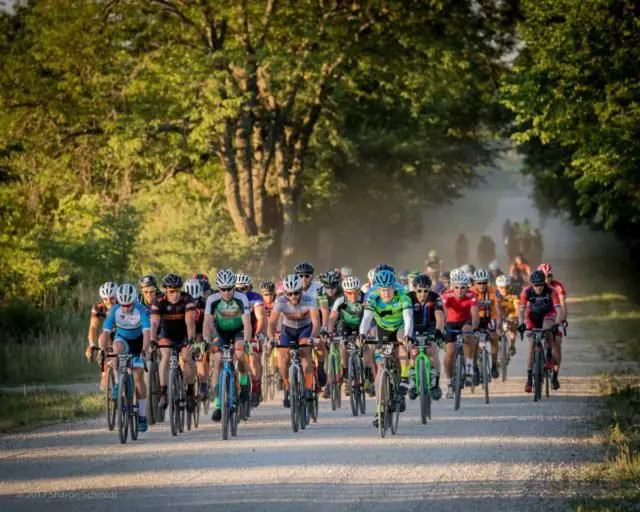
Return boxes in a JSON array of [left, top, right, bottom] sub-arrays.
[[318, 288, 343, 310], [519, 285, 560, 316], [441, 290, 477, 323], [549, 279, 567, 299], [362, 289, 413, 333], [471, 284, 498, 319], [244, 290, 264, 336], [496, 289, 519, 319], [331, 294, 365, 329], [364, 281, 405, 301], [136, 290, 164, 315], [302, 281, 322, 302], [408, 291, 443, 332], [103, 303, 150, 341], [194, 297, 206, 335], [91, 301, 111, 319], [274, 292, 318, 329], [151, 293, 196, 341], [509, 262, 531, 281], [205, 291, 250, 333]]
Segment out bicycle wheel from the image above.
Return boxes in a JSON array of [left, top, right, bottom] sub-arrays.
[[328, 353, 337, 411], [221, 370, 231, 440], [500, 336, 509, 383], [145, 364, 155, 425], [261, 351, 270, 403], [193, 374, 200, 428], [106, 365, 116, 431], [168, 370, 179, 436], [310, 372, 319, 423], [358, 359, 367, 415], [335, 353, 342, 409], [481, 349, 490, 405], [545, 368, 551, 398], [117, 373, 129, 444], [454, 349, 464, 411], [298, 368, 307, 431], [289, 367, 299, 433], [533, 349, 543, 402], [390, 375, 400, 436], [230, 380, 239, 437], [178, 373, 186, 433], [419, 360, 428, 425], [377, 371, 390, 438], [130, 375, 139, 441], [348, 355, 359, 417]]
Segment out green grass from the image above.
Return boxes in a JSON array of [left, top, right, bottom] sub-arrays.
[[0, 390, 103, 433]]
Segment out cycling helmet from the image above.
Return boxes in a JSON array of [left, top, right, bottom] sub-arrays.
[[342, 276, 361, 291], [340, 266, 354, 278], [215, 268, 236, 288], [192, 273, 209, 282], [138, 275, 157, 288], [259, 280, 276, 294], [235, 272, 252, 287], [473, 268, 490, 283], [399, 270, 409, 282], [183, 279, 203, 299], [488, 260, 500, 271], [441, 271, 451, 280], [282, 274, 302, 293], [375, 263, 395, 275], [538, 263, 553, 276], [99, 282, 118, 300], [412, 274, 432, 289], [319, 270, 340, 288], [367, 268, 377, 282], [199, 279, 211, 293], [428, 250, 438, 259], [529, 270, 546, 285], [460, 264, 473, 276], [162, 273, 183, 289], [116, 283, 137, 305], [450, 269, 471, 286], [294, 261, 314, 275], [495, 275, 511, 288], [373, 269, 396, 288]]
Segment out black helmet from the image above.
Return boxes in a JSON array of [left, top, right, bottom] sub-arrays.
[[294, 261, 314, 275], [139, 275, 157, 288], [529, 270, 546, 286], [259, 280, 276, 294], [375, 263, 395, 275], [412, 274, 432, 289], [192, 273, 209, 282], [162, 273, 183, 289], [199, 279, 211, 293], [319, 270, 340, 288]]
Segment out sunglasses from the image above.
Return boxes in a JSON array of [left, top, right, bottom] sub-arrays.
[[476, 281, 488, 286], [236, 287, 248, 293], [219, 287, 234, 292], [298, 274, 312, 279], [142, 290, 156, 295], [345, 290, 359, 294], [262, 292, 275, 298], [166, 289, 181, 295], [533, 284, 545, 288], [416, 288, 429, 294], [286, 291, 301, 297]]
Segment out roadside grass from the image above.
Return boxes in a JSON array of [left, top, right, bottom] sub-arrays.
[[567, 293, 629, 304], [571, 374, 640, 511], [0, 390, 103, 433]]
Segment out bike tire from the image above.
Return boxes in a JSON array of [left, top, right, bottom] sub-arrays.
[[168, 370, 179, 436], [106, 365, 116, 431], [328, 354, 337, 411], [193, 374, 200, 428], [454, 350, 464, 411], [221, 371, 231, 440], [145, 364, 155, 425], [130, 374, 139, 441], [500, 336, 508, 383], [533, 350, 543, 402], [299, 368, 307, 431], [482, 349, 490, 405], [390, 374, 400, 436], [377, 371, 389, 438], [419, 361, 427, 425], [178, 373, 186, 433], [117, 373, 128, 444], [358, 359, 366, 415], [290, 367, 299, 433], [230, 379, 239, 437], [348, 355, 358, 417], [335, 353, 342, 410], [545, 369, 551, 398]]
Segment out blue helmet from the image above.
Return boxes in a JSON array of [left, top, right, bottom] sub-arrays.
[[373, 269, 396, 288]]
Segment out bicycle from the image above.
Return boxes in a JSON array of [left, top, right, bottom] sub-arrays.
[[413, 333, 435, 424], [218, 345, 240, 440], [528, 328, 554, 402], [165, 343, 186, 437], [188, 341, 207, 431], [275, 340, 310, 433], [237, 343, 252, 422], [449, 329, 467, 411], [498, 321, 512, 383], [325, 334, 342, 411], [364, 337, 402, 439], [98, 348, 117, 431], [145, 347, 162, 424], [261, 343, 279, 402], [475, 328, 492, 405], [109, 352, 140, 444], [342, 334, 366, 417]]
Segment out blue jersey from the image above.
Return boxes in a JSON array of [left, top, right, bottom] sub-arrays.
[[103, 303, 150, 341]]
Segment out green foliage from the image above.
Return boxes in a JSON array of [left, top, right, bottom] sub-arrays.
[[502, 0, 640, 245]]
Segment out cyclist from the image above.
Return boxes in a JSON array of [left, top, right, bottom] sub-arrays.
[[495, 275, 519, 356], [137, 275, 163, 314], [183, 279, 209, 401], [407, 274, 445, 400], [99, 283, 151, 432], [267, 274, 321, 408], [260, 280, 282, 390], [517, 270, 562, 392], [340, 266, 354, 280], [364, 264, 404, 299], [203, 269, 252, 421], [436, 271, 450, 293], [358, 269, 413, 427], [509, 254, 532, 294], [441, 269, 480, 397], [538, 263, 567, 386], [193, 273, 212, 299], [407, 270, 421, 292], [149, 274, 197, 414], [488, 261, 503, 285], [471, 268, 501, 379], [236, 272, 265, 407], [86, 282, 117, 389], [361, 267, 376, 294], [318, 270, 343, 331], [398, 270, 410, 291], [327, 275, 375, 396], [424, 250, 443, 276]]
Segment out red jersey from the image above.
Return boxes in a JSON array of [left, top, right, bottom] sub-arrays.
[[548, 280, 567, 299], [441, 290, 478, 323]]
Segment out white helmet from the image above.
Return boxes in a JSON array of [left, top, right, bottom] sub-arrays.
[[496, 275, 511, 288], [460, 264, 473, 276], [235, 273, 252, 287], [473, 268, 490, 282], [282, 274, 302, 293], [342, 276, 361, 291], [183, 279, 203, 299], [488, 260, 500, 271], [99, 282, 118, 300], [215, 268, 236, 288], [116, 283, 137, 305], [367, 268, 376, 282], [450, 269, 470, 286]]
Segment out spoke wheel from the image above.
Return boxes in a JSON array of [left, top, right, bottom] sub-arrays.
[[419, 361, 428, 425], [454, 350, 464, 411], [377, 371, 390, 438], [533, 350, 543, 402], [168, 370, 179, 437], [482, 349, 490, 405], [390, 376, 400, 435], [106, 366, 116, 431], [348, 356, 359, 417], [290, 368, 300, 433], [117, 373, 129, 444], [221, 371, 231, 440]]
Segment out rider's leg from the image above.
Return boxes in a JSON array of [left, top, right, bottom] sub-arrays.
[[158, 338, 171, 388], [300, 341, 315, 392]]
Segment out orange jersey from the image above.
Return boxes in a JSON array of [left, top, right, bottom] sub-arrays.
[[471, 284, 498, 319]]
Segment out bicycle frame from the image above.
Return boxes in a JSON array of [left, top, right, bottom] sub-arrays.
[[219, 346, 236, 411], [413, 334, 433, 395]]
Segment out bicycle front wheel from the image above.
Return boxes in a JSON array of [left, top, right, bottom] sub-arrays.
[[533, 349, 543, 402], [377, 370, 391, 438], [500, 336, 509, 383], [193, 374, 200, 428], [289, 366, 300, 433], [298, 368, 307, 431], [358, 359, 367, 415], [419, 360, 428, 425], [328, 353, 338, 411], [129, 375, 139, 441], [106, 365, 116, 431], [221, 370, 231, 440], [168, 369, 179, 436], [348, 355, 359, 417], [390, 373, 400, 436], [117, 373, 129, 444], [454, 349, 464, 411], [481, 349, 490, 405]]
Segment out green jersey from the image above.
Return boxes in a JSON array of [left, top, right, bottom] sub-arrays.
[[205, 291, 250, 332], [331, 294, 365, 328], [317, 286, 343, 310], [364, 288, 412, 331]]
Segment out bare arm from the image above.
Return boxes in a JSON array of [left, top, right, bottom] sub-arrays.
[[309, 309, 320, 338], [150, 314, 160, 341], [435, 310, 445, 332], [242, 312, 252, 342], [267, 310, 281, 340], [203, 313, 215, 342], [327, 310, 340, 334], [254, 304, 265, 336], [186, 310, 196, 339], [471, 305, 480, 330], [88, 316, 100, 346], [320, 304, 330, 329]]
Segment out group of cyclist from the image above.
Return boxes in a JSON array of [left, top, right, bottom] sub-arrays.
[[86, 251, 568, 433]]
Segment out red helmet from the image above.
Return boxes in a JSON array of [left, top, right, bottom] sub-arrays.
[[537, 263, 552, 277]]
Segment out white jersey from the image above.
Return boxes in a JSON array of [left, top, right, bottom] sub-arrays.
[[303, 281, 322, 302], [274, 292, 318, 329]]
